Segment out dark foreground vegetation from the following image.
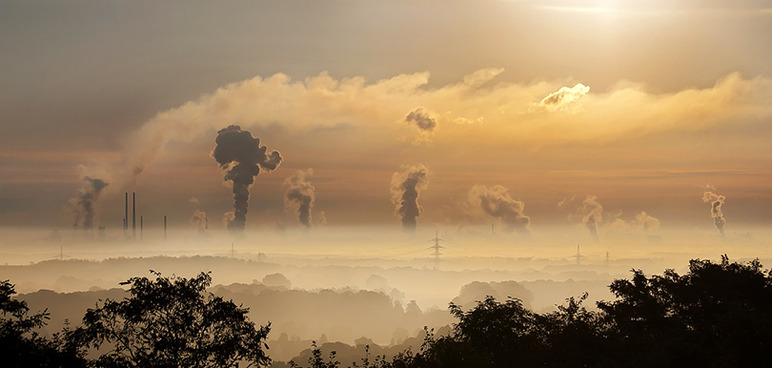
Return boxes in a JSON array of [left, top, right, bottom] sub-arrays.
[[3, 256, 772, 367]]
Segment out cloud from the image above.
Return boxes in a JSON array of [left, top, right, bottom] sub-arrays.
[[540, 83, 590, 109], [115, 69, 770, 187]]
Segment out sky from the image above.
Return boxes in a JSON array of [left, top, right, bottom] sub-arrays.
[[1, 0, 771, 235]]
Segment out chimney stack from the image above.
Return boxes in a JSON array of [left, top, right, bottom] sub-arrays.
[[164, 215, 167, 241], [132, 192, 136, 240], [124, 192, 128, 238]]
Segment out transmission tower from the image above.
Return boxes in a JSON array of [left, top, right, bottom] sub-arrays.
[[428, 230, 445, 270], [575, 243, 583, 265]]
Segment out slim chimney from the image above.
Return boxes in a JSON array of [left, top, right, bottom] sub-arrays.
[[164, 215, 167, 241], [124, 192, 128, 238], [132, 192, 136, 240]]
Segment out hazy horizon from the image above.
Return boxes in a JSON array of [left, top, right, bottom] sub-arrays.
[[1, 2, 771, 364]]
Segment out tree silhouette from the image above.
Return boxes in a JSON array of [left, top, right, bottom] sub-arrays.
[[1, 280, 86, 367], [598, 255, 772, 367], [362, 256, 772, 368], [75, 271, 271, 368]]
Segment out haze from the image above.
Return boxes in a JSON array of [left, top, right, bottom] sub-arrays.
[[1, 0, 771, 365]]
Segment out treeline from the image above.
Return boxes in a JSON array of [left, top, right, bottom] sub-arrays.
[[3, 256, 772, 367], [18, 277, 455, 361]]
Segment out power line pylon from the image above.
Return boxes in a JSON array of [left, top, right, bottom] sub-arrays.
[[428, 230, 445, 270], [575, 243, 583, 265]]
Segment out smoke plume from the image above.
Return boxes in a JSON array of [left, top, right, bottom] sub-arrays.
[[634, 211, 660, 232], [559, 195, 603, 242], [390, 165, 429, 232], [189, 209, 209, 234], [580, 196, 603, 242], [284, 169, 315, 228], [404, 107, 437, 132], [468, 185, 530, 234], [702, 185, 726, 235], [70, 177, 109, 230], [212, 125, 282, 233]]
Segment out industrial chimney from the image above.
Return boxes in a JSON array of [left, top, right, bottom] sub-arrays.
[[132, 192, 136, 241]]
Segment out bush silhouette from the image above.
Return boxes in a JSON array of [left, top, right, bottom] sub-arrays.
[[74, 271, 271, 368], [310, 256, 772, 368], [1, 280, 86, 367]]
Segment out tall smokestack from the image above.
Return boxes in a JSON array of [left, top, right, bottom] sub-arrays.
[[124, 192, 128, 233], [164, 215, 167, 241], [132, 192, 136, 240]]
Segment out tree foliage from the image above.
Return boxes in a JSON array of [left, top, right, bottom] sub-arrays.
[[75, 271, 271, 368], [598, 255, 772, 367], [299, 256, 772, 368], [1, 280, 86, 368]]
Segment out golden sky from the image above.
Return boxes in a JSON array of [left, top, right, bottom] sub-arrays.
[[0, 0, 770, 233]]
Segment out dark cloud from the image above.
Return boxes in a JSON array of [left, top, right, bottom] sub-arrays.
[[70, 176, 109, 230], [703, 185, 726, 235], [468, 185, 530, 234], [404, 107, 437, 132], [213, 125, 282, 234], [284, 169, 315, 228], [390, 165, 429, 232]]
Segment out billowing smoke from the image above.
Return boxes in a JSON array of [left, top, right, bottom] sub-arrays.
[[634, 211, 660, 232], [703, 185, 726, 235], [559, 195, 603, 242], [468, 185, 530, 234], [212, 125, 282, 233], [284, 169, 315, 228], [390, 165, 429, 232], [189, 209, 209, 234], [580, 196, 603, 242], [70, 177, 109, 230], [540, 83, 590, 109], [316, 210, 328, 226], [404, 107, 437, 132]]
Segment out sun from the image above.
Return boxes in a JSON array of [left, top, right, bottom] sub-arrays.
[[539, 0, 624, 14]]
